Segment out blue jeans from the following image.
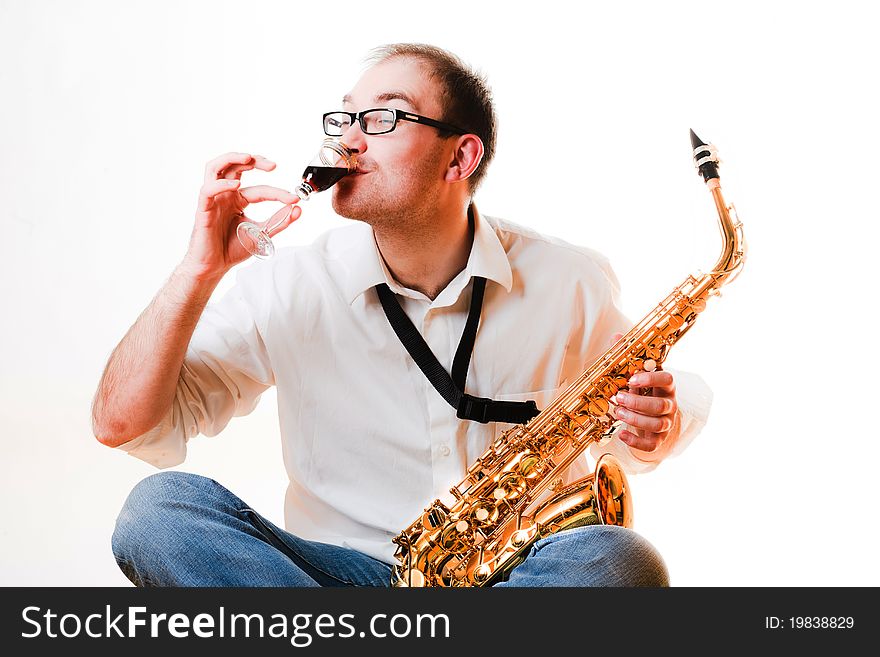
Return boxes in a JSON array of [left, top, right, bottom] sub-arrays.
[[112, 472, 668, 587]]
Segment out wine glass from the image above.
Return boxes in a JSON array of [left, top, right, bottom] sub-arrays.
[[236, 138, 357, 259]]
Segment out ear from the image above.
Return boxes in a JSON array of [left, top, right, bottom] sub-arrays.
[[444, 135, 484, 184]]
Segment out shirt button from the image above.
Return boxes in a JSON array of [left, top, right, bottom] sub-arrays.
[[438, 445, 451, 457]]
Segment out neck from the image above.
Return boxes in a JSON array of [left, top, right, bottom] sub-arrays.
[[374, 205, 474, 300]]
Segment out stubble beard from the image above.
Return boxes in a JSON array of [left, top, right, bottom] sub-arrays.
[[331, 167, 440, 240]]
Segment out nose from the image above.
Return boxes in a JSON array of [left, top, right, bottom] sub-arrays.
[[340, 119, 367, 155]]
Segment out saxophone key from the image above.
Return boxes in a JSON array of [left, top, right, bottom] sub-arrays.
[[517, 452, 541, 478], [627, 360, 645, 376], [667, 314, 685, 329], [421, 503, 448, 530], [495, 472, 527, 500], [595, 421, 620, 447], [474, 506, 491, 522], [394, 567, 426, 588], [439, 521, 470, 550], [510, 527, 533, 548], [472, 564, 492, 584], [586, 397, 609, 416], [596, 377, 619, 397]]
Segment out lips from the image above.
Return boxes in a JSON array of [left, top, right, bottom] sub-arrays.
[[352, 161, 374, 175]]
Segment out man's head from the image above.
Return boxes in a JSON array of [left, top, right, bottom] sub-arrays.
[[331, 44, 496, 228]]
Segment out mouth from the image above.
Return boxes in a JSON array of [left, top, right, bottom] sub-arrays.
[[351, 161, 374, 175]]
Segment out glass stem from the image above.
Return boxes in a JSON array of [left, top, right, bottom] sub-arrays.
[[263, 194, 302, 235]]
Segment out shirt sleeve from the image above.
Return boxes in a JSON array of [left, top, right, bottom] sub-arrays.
[[116, 267, 275, 469], [575, 249, 714, 474]]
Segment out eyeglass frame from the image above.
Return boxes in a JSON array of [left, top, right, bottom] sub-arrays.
[[322, 108, 468, 137]]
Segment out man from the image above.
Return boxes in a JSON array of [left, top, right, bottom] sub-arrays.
[[94, 43, 711, 587]]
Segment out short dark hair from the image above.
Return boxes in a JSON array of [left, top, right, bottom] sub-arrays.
[[366, 43, 497, 196]]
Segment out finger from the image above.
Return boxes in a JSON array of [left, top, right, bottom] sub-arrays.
[[612, 391, 675, 417], [205, 152, 256, 182], [609, 332, 624, 348], [614, 407, 673, 434], [628, 371, 675, 398], [218, 155, 278, 180], [618, 429, 664, 453], [623, 370, 651, 403], [205, 153, 275, 182], [265, 204, 303, 238], [629, 371, 675, 394], [197, 178, 240, 211], [239, 185, 300, 206]]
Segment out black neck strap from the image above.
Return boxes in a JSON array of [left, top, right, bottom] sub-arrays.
[[375, 277, 539, 425]]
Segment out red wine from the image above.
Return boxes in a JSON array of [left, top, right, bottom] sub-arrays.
[[301, 165, 351, 194]]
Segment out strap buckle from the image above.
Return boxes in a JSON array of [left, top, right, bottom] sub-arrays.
[[457, 394, 540, 425], [456, 394, 494, 423]]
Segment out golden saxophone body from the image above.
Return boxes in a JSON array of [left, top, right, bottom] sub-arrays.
[[391, 131, 746, 587]]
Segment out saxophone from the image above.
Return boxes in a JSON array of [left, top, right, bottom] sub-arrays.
[[391, 130, 746, 587]]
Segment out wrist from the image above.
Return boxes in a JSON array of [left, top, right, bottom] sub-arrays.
[[175, 257, 228, 289], [170, 260, 227, 305]]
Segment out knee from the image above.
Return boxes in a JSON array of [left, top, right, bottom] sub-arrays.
[[590, 525, 669, 587], [111, 471, 216, 560], [600, 526, 669, 587], [540, 525, 670, 587]]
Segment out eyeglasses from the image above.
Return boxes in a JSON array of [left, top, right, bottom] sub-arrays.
[[322, 108, 467, 137]]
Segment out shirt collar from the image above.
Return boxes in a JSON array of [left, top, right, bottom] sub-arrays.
[[341, 203, 513, 306]]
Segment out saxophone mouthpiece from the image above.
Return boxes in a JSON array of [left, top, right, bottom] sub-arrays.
[[690, 129, 720, 182]]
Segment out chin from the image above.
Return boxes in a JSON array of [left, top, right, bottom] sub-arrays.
[[332, 185, 382, 223], [332, 197, 372, 223], [331, 190, 359, 221], [330, 178, 356, 215]]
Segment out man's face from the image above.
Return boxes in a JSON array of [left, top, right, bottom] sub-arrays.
[[331, 57, 454, 227]]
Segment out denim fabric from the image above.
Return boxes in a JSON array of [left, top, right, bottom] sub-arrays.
[[112, 472, 668, 587]]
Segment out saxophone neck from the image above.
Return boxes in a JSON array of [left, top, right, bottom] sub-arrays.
[[691, 129, 747, 286]]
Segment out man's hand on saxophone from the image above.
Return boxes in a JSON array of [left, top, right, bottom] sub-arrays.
[[608, 333, 681, 463]]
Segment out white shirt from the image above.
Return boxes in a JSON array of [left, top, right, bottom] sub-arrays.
[[119, 205, 713, 565]]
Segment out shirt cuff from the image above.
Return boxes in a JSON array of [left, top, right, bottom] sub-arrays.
[[115, 412, 187, 469]]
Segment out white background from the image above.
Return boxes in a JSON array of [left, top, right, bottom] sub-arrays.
[[2, 0, 877, 586]]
